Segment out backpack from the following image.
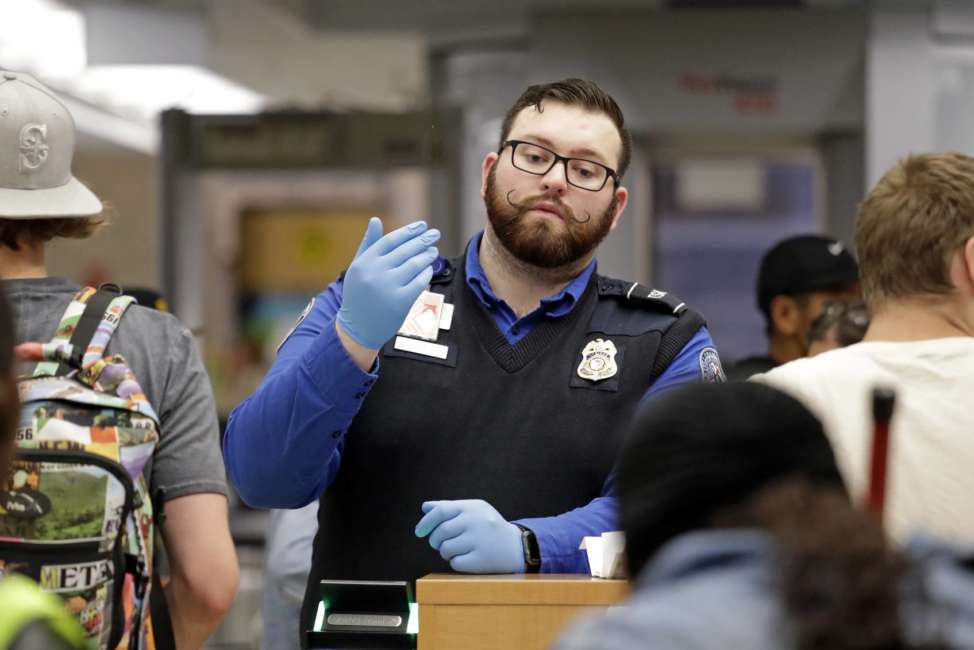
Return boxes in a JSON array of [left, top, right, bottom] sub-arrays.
[[0, 286, 161, 650]]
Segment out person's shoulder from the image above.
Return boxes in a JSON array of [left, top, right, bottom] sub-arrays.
[[902, 534, 974, 645], [751, 346, 873, 413], [595, 277, 694, 316], [592, 276, 705, 335], [110, 303, 195, 360], [757, 346, 860, 382], [725, 356, 777, 382], [554, 567, 781, 650], [552, 597, 698, 650], [118, 303, 189, 335]]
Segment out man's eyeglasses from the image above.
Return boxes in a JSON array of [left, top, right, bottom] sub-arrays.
[[500, 140, 619, 192]]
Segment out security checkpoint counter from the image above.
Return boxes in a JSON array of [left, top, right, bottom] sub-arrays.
[[416, 573, 629, 650]]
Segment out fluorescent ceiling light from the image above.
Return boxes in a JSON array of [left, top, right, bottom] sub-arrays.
[[64, 65, 267, 121], [1, 3, 265, 152], [0, 0, 86, 79]]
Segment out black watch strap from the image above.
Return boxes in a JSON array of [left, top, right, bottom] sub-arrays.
[[516, 525, 541, 573]]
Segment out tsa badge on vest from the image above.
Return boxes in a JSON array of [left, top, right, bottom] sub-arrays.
[[699, 347, 726, 383], [577, 338, 618, 382]]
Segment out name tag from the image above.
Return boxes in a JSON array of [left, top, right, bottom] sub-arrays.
[[394, 336, 449, 360]]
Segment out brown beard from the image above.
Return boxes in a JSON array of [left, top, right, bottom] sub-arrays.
[[484, 165, 618, 269]]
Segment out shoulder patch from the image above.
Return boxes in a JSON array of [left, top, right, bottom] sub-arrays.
[[277, 297, 316, 353], [699, 346, 726, 383]]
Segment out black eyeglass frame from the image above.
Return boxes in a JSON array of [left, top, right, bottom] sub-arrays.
[[499, 140, 621, 192]]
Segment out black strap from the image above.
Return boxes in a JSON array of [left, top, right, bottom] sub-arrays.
[[55, 285, 122, 376], [596, 277, 689, 316], [650, 308, 707, 382]]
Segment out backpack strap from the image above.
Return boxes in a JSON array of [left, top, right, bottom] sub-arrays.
[[34, 285, 134, 378]]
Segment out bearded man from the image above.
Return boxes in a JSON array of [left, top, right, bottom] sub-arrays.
[[223, 78, 721, 647]]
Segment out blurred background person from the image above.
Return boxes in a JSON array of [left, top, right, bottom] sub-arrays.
[[261, 502, 318, 650], [553, 382, 974, 650], [805, 299, 869, 357], [754, 153, 974, 546], [726, 235, 860, 380]]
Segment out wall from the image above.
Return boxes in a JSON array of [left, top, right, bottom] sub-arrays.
[[47, 146, 159, 290], [207, 0, 428, 111], [530, 9, 866, 133], [438, 8, 868, 284], [865, 9, 933, 189]]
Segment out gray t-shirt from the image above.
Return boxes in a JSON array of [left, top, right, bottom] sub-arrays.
[[3, 277, 228, 501]]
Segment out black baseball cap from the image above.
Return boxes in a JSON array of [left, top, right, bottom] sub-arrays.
[[757, 234, 859, 318]]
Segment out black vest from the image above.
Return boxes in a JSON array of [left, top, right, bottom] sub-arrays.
[[301, 253, 704, 636]]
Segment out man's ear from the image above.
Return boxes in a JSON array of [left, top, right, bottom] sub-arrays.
[[769, 295, 802, 337], [963, 236, 974, 288], [608, 186, 629, 233], [480, 153, 499, 199]]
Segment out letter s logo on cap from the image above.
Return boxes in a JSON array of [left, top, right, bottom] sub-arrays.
[[19, 123, 49, 172]]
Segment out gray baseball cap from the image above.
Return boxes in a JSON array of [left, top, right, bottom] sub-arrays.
[[0, 70, 102, 218]]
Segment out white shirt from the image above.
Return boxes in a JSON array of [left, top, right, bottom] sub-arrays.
[[752, 337, 974, 544]]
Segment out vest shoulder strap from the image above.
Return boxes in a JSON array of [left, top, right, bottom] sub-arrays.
[[596, 277, 688, 315], [595, 275, 708, 381], [651, 307, 707, 382]]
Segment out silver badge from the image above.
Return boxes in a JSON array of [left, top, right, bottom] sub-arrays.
[[577, 338, 618, 382]]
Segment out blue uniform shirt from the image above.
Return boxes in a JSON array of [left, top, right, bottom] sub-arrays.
[[224, 232, 720, 573]]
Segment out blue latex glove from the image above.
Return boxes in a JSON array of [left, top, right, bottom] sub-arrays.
[[415, 499, 526, 574], [336, 217, 441, 349]]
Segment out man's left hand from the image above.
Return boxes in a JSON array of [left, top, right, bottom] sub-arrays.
[[414, 499, 525, 573]]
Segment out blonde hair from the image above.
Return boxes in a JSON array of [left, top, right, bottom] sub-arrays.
[[856, 152, 974, 306]]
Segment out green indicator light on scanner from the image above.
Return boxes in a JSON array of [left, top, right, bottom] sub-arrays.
[[313, 600, 328, 631], [407, 602, 419, 635]]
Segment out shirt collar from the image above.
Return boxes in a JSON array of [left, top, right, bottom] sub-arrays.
[[464, 231, 597, 317], [637, 529, 775, 588]]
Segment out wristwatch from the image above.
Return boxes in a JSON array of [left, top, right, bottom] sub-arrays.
[[516, 525, 541, 573]]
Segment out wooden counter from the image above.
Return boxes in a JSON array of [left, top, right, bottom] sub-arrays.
[[416, 574, 628, 650]]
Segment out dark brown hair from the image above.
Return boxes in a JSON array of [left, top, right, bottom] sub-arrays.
[[715, 478, 910, 650], [0, 216, 106, 251], [856, 152, 974, 307], [499, 78, 632, 178]]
